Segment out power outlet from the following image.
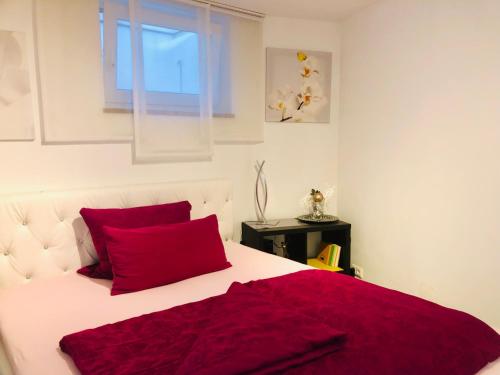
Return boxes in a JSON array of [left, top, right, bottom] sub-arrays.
[[352, 264, 364, 279]]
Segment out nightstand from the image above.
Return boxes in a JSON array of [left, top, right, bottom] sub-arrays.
[[241, 218, 353, 276]]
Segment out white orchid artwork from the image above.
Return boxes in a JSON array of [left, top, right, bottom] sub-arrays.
[[266, 48, 332, 123], [0, 30, 34, 141]]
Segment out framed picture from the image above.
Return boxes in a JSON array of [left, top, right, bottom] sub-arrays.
[[0, 30, 34, 141], [266, 48, 332, 124]]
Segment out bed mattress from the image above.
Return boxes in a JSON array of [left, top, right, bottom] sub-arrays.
[[0, 242, 308, 375], [0, 242, 498, 375]]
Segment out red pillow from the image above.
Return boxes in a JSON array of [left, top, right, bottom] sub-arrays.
[[78, 201, 192, 279], [103, 214, 232, 295]]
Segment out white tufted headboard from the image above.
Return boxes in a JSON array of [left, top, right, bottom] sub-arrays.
[[0, 179, 233, 289]]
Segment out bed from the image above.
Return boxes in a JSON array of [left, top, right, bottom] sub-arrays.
[[0, 179, 498, 375]]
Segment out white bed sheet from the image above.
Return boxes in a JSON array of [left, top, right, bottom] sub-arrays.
[[0, 242, 498, 375], [0, 242, 309, 375]]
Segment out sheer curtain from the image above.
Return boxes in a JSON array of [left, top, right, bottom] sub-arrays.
[[35, 0, 262, 152], [127, 0, 212, 162]]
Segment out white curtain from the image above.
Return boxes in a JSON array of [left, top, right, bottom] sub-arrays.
[[35, 0, 133, 143], [127, 0, 212, 162], [35, 0, 263, 154], [212, 12, 263, 144]]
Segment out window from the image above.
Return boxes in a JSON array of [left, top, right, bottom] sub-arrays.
[[100, 2, 232, 115]]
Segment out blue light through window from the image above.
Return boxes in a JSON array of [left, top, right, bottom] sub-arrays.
[[143, 25, 200, 94], [102, 15, 200, 95], [100, 9, 232, 115]]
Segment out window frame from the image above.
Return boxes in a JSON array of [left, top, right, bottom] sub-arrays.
[[101, 1, 231, 116]]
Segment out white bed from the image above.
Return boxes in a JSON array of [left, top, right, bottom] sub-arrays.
[[0, 241, 309, 375], [0, 179, 498, 375]]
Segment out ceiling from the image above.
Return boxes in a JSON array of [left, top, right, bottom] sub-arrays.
[[218, 0, 378, 21]]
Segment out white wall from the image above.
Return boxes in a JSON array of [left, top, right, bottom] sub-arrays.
[[254, 17, 341, 219], [339, 0, 500, 327], [0, 2, 340, 238]]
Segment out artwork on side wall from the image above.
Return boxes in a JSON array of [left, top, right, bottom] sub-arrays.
[[0, 30, 34, 141], [266, 48, 332, 124]]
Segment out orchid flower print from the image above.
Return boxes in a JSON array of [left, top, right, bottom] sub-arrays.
[[267, 50, 330, 123]]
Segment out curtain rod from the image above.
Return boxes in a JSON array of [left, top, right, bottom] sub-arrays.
[[192, 0, 266, 19]]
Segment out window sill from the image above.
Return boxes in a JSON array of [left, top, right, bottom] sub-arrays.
[[103, 107, 235, 118]]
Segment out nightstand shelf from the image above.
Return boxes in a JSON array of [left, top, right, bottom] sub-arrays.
[[241, 218, 353, 276]]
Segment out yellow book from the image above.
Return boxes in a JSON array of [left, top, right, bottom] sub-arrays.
[[317, 243, 335, 266], [307, 258, 343, 273], [333, 244, 342, 267], [316, 243, 342, 266], [308, 242, 343, 272]]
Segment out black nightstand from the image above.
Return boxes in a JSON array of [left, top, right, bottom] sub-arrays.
[[241, 218, 353, 276]]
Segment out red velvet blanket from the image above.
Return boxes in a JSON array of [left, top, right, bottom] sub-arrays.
[[61, 270, 500, 375], [60, 280, 346, 375]]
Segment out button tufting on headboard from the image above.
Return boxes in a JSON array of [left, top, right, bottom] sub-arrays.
[[0, 180, 233, 289]]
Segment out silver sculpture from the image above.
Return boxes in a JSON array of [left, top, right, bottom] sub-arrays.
[[254, 160, 268, 223]]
